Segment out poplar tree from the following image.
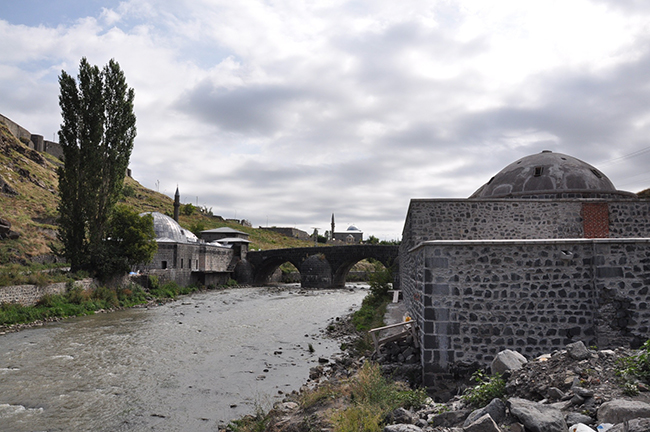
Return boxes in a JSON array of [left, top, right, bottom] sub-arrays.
[[57, 57, 149, 278]]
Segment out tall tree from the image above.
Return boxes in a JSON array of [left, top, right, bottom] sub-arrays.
[[57, 57, 144, 278]]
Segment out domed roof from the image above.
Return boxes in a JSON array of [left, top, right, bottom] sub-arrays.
[[140, 212, 198, 243], [347, 225, 361, 232], [469, 151, 635, 199]]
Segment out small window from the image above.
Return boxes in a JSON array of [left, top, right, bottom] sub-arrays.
[[534, 166, 543, 177], [162, 261, 167, 269], [181, 258, 184, 269], [487, 176, 495, 185], [591, 169, 602, 179]]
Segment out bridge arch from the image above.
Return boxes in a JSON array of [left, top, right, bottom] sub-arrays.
[[244, 245, 399, 289], [251, 256, 303, 286]]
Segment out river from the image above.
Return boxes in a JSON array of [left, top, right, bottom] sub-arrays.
[[0, 284, 368, 431]]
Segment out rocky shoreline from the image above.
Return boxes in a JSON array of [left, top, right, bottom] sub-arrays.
[[253, 317, 650, 432]]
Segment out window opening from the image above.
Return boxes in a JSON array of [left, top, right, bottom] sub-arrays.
[[181, 258, 184, 269], [162, 261, 167, 269], [534, 166, 543, 177], [591, 169, 602, 179]]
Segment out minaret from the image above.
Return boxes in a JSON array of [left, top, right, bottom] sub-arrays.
[[173, 186, 180, 222], [331, 213, 335, 241]]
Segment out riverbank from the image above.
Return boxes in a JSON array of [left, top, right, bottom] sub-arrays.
[[247, 312, 650, 432]]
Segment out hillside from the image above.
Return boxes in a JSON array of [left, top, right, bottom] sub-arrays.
[[0, 122, 313, 268]]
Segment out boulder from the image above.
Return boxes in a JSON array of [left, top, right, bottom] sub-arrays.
[[565, 412, 594, 426], [491, 349, 527, 375], [609, 418, 650, 432], [387, 407, 415, 425], [463, 398, 506, 427], [0, 217, 10, 235], [383, 424, 422, 432], [507, 397, 567, 432], [429, 409, 470, 427], [464, 413, 502, 432], [566, 341, 591, 360], [597, 399, 650, 424]]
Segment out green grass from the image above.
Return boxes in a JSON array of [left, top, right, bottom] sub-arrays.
[[332, 362, 428, 432], [0, 281, 199, 327]]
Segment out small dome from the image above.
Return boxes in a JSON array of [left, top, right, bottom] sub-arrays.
[[140, 212, 198, 243], [470, 151, 635, 199], [347, 225, 361, 231]]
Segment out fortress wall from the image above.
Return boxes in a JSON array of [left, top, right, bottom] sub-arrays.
[[0, 113, 33, 144], [0, 279, 95, 306], [404, 239, 650, 386]]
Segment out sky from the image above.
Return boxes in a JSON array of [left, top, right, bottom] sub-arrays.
[[2, 0, 650, 240]]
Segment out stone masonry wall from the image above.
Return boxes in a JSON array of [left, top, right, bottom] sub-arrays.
[[401, 199, 650, 253], [406, 239, 650, 386], [0, 279, 95, 306]]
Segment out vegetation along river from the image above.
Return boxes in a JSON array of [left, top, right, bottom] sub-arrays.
[[0, 284, 368, 431]]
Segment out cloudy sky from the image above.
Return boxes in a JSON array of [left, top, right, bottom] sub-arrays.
[[2, 0, 650, 240]]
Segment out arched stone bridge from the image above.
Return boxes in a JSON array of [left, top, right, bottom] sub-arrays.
[[237, 245, 399, 288]]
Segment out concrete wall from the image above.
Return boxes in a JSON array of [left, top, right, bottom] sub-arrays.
[[0, 279, 95, 306], [403, 239, 650, 386]]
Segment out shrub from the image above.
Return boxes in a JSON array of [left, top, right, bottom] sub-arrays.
[[368, 263, 393, 299], [617, 339, 650, 387], [332, 362, 428, 432], [66, 283, 91, 304], [92, 286, 119, 308], [461, 370, 506, 408]]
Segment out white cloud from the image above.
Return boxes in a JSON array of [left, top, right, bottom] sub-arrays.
[[2, 0, 650, 239]]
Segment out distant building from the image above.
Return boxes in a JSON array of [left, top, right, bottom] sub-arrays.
[[138, 212, 247, 287], [330, 213, 363, 243]]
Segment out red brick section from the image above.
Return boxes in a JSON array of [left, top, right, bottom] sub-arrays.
[[582, 203, 609, 238]]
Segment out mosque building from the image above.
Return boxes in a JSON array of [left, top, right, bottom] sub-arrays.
[[137, 189, 248, 287], [399, 151, 650, 387]]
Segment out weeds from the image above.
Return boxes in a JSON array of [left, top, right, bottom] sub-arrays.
[[617, 339, 650, 393], [461, 370, 506, 408], [299, 383, 339, 409], [332, 362, 428, 432]]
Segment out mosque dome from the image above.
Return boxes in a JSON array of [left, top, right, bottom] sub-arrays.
[[347, 225, 361, 231], [141, 212, 199, 243], [469, 150, 636, 199]]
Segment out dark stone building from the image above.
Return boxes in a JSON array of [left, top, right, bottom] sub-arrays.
[[399, 151, 650, 387]]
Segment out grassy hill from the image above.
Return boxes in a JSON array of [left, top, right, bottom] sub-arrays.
[[0, 122, 313, 274]]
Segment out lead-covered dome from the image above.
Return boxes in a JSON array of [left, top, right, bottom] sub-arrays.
[[469, 151, 636, 200], [140, 212, 198, 243]]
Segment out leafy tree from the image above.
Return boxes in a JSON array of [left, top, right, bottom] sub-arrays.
[[366, 235, 380, 245], [91, 206, 157, 279], [181, 203, 195, 216], [57, 57, 142, 278]]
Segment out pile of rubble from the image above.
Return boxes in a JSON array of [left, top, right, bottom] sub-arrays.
[[383, 341, 650, 432], [266, 339, 650, 432]]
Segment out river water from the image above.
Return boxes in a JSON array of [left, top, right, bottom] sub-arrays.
[[0, 284, 368, 431]]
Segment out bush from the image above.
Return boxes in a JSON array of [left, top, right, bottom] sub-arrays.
[[617, 339, 650, 388], [181, 203, 195, 216], [92, 286, 119, 308], [368, 263, 393, 299], [461, 370, 506, 408]]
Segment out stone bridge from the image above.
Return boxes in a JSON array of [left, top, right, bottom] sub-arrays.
[[237, 245, 399, 288]]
